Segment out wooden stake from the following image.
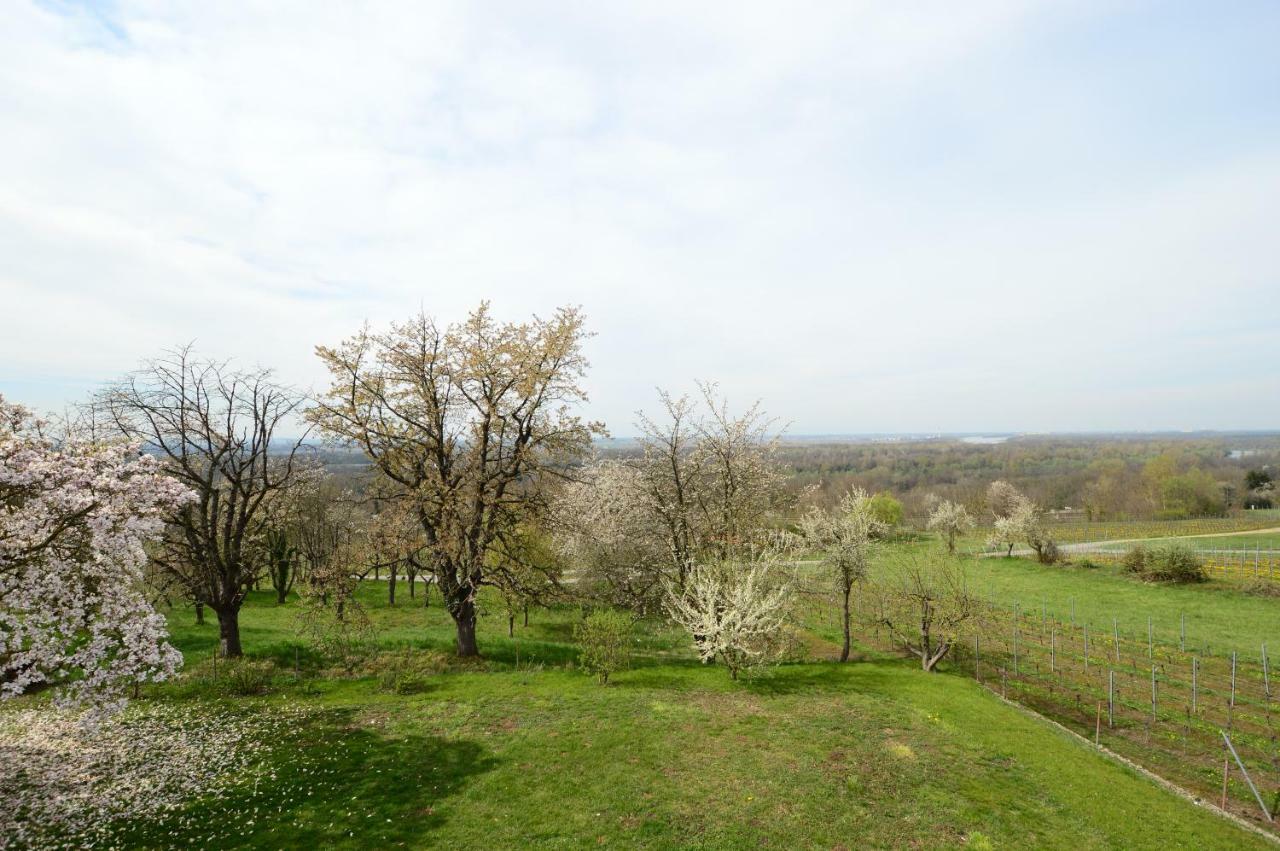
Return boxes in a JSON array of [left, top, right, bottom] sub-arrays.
[[1095, 701, 1101, 745], [1222, 757, 1230, 809], [1084, 623, 1090, 671]]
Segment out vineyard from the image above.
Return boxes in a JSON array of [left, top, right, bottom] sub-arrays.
[[852, 591, 1280, 834], [960, 512, 1280, 549]]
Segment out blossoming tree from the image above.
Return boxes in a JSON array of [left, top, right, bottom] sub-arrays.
[[0, 396, 190, 715]]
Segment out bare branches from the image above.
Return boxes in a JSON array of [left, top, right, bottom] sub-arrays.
[[869, 554, 982, 672], [95, 346, 310, 657]]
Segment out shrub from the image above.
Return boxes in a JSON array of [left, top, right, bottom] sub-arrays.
[[1074, 558, 1102, 570], [1242, 579, 1280, 598], [217, 659, 274, 697], [1036, 540, 1062, 565], [1143, 544, 1206, 583], [866, 492, 904, 532], [1122, 546, 1148, 574], [575, 609, 633, 685], [371, 649, 448, 694]]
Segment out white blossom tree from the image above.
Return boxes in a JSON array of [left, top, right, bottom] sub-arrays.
[[926, 499, 974, 555], [985, 480, 1025, 521], [800, 488, 886, 662], [0, 396, 191, 716], [550, 461, 669, 612], [987, 513, 1022, 557], [554, 386, 788, 610], [665, 554, 792, 680]]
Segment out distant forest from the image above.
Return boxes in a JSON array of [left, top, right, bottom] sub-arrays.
[[773, 434, 1280, 521], [307, 433, 1280, 524]]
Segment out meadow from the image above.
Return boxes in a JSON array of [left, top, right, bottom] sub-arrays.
[[6, 567, 1275, 849]]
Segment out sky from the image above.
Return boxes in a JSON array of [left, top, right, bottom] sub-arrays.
[[1, 1, 1278, 436]]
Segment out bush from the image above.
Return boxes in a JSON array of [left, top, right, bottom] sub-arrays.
[[866, 492, 904, 532], [1143, 544, 1207, 583], [217, 659, 274, 696], [1074, 558, 1102, 570], [1122, 546, 1148, 574], [369, 649, 448, 694], [1036, 540, 1062, 565], [1242, 579, 1280, 598], [575, 609, 633, 685]]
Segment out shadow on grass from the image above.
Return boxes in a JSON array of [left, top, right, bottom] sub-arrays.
[[113, 708, 498, 849]]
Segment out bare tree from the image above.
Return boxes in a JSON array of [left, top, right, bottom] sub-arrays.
[[99, 346, 309, 657], [308, 304, 599, 657], [871, 554, 980, 672]]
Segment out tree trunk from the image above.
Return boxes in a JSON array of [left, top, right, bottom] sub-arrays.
[[194, 601, 205, 625], [840, 585, 852, 663], [388, 565, 397, 607], [216, 607, 243, 658], [408, 571, 416, 598], [523, 605, 529, 628], [455, 603, 479, 656], [276, 583, 288, 605]]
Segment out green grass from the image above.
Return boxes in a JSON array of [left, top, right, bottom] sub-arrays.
[[62, 582, 1270, 848], [950, 550, 1280, 654], [1138, 532, 1280, 550]]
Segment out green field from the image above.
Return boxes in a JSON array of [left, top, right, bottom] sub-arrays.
[[948, 552, 1280, 654], [6, 579, 1270, 849]]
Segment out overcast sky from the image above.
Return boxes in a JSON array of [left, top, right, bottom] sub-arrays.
[[2, 1, 1278, 435]]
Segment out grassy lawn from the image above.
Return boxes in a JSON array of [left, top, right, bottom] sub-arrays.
[[1139, 532, 1280, 550], [26, 583, 1260, 849], [944, 550, 1280, 654]]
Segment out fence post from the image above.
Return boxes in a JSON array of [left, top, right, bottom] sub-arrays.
[[1151, 664, 1157, 721], [1230, 651, 1237, 725], [1013, 621, 1019, 676], [1192, 657, 1198, 714], [1147, 616, 1153, 660], [1050, 628, 1056, 674], [1264, 643, 1271, 699], [1108, 669, 1115, 727]]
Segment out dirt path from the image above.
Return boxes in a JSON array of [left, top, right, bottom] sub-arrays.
[[981, 527, 1280, 558]]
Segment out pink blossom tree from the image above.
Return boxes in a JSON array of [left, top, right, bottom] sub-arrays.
[[0, 396, 191, 716]]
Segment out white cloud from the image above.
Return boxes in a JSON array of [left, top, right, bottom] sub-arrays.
[[1, 1, 1277, 432]]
